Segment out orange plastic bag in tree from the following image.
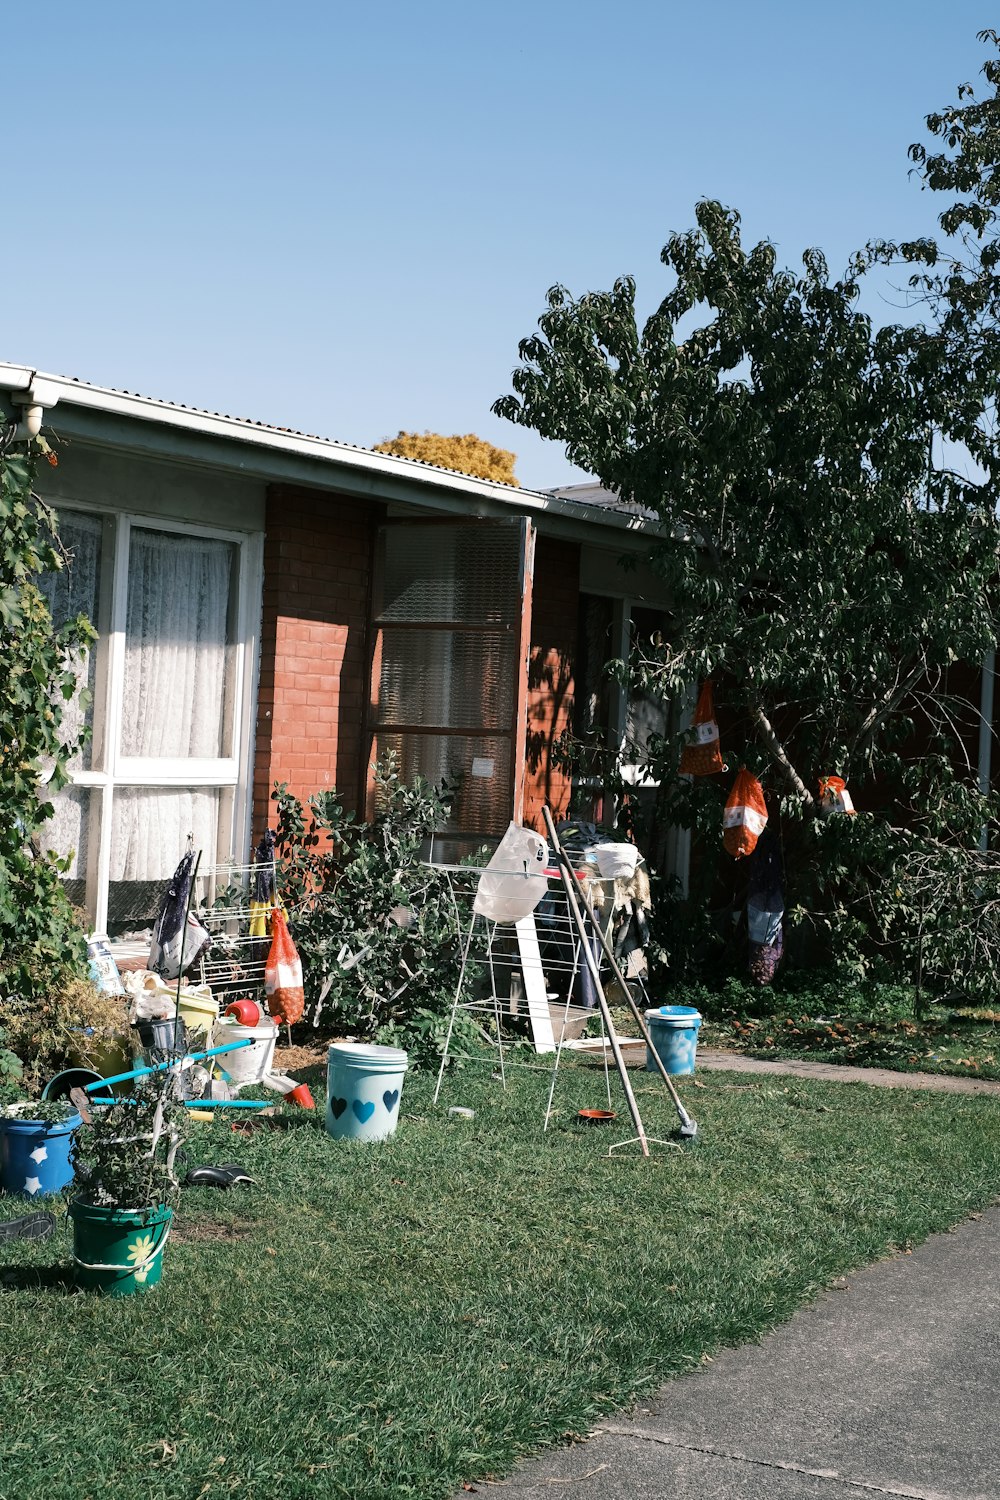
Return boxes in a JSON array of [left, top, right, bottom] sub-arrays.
[[723, 769, 768, 858], [679, 680, 724, 776], [265, 908, 305, 1025]]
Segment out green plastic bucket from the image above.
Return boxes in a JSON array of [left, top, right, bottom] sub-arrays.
[[68, 1200, 173, 1296]]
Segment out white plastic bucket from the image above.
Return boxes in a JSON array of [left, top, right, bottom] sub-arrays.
[[212, 1018, 278, 1086], [326, 1042, 409, 1144]]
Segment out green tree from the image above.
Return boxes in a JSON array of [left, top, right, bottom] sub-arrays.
[[0, 427, 95, 1005], [494, 196, 1000, 987]]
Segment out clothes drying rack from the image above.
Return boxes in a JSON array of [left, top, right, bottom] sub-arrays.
[[189, 857, 280, 1003], [428, 859, 620, 1128]]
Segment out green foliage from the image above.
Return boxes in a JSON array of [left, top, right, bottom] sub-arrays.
[[495, 167, 1000, 992], [5, 976, 130, 1092], [0, 434, 95, 1008], [71, 1072, 184, 1209], [0, 1096, 76, 1123], [269, 755, 471, 1066]]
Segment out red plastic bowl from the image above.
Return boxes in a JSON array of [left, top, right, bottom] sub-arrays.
[[577, 1108, 617, 1126], [224, 999, 261, 1027]]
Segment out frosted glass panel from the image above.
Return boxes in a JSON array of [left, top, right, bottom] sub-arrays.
[[374, 733, 512, 836], [374, 628, 515, 730], [378, 524, 522, 625], [121, 529, 236, 759]]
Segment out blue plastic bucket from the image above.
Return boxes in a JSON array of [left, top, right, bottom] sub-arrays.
[[0, 1110, 82, 1197], [645, 1006, 702, 1076], [326, 1042, 409, 1144]]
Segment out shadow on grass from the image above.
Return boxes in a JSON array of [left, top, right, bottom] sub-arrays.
[[0, 1263, 78, 1294]]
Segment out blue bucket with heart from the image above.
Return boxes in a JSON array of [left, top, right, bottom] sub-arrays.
[[326, 1042, 409, 1144]]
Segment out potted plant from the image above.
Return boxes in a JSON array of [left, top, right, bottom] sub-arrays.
[[0, 1097, 81, 1197], [68, 1070, 185, 1296]]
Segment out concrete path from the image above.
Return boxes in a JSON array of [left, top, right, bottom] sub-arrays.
[[472, 1205, 1000, 1499], [606, 1038, 1000, 1097], [694, 1048, 1000, 1097]]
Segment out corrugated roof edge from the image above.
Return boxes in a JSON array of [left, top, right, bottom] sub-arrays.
[[0, 362, 661, 537]]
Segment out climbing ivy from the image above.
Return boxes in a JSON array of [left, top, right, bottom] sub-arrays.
[[0, 430, 95, 1007]]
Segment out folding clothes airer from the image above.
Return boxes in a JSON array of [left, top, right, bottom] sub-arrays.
[[542, 807, 698, 1150]]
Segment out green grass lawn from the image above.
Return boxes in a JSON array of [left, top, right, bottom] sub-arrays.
[[1, 1057, 999, 1500]]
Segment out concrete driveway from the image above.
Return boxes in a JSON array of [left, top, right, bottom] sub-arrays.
[[470, 1204, 1000, 1499]]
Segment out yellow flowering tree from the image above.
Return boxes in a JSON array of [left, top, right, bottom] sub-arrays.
[[374, 432, 519, 486]]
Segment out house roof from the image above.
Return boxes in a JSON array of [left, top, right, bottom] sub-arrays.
[[0, 362, 661, 545]]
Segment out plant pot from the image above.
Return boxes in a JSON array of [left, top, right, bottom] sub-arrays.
[[68, 1200, 173, 1296], [0, 1110, 81, 1197]]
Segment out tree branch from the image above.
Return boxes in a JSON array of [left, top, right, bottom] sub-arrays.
[[749, 704, 816, 807]]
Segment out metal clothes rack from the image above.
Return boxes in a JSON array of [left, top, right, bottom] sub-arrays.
[[429, 860, 616, 1127], [190, 859, 278, 1002]]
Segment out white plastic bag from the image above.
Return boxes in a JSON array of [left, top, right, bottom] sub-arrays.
[[473, 823, 549, 924]]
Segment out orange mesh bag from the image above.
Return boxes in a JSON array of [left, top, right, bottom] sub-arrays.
[[679, 680, 724, 776], [265, 908, 305, 1025], [723, 769, 768, 858]]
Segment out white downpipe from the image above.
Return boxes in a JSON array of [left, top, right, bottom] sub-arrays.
[[14, 403, 45, 440], [979, 650, 995, 852]]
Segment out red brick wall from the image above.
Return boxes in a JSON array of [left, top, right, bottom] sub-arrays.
[[252, 484, 383, 839], [522, 536, 580, 832]]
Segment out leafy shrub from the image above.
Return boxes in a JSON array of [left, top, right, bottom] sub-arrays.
[[268, 756, 471, 1067], [0, 437, 95, 1011]]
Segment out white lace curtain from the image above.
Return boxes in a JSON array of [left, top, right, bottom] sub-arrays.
[[121, 528, 235, 759], [43, 520, 238, 897], [36, 510, 102, 771]]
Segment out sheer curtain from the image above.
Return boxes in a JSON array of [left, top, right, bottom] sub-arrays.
[[121, 528, 235, 759], [36, 510, 101, 771], [111, 788, 220, 883], [111, 528, 236, 898]]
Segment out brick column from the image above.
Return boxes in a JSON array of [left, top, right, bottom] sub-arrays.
[[252, 484, 383, 838]]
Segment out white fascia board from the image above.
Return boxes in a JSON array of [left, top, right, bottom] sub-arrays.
[[0, 364, 34, 393], [0, 362, 664, 545]]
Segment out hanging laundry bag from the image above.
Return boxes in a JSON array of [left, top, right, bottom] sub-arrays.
[[473, 823, 548, 924], [265, 910, 305, 1025], [723, 769, 768, 858], [679, 681, 724, 776], [819, 775, 856, 815]]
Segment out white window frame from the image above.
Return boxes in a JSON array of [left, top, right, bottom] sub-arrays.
[[53, 503, 263, 937]]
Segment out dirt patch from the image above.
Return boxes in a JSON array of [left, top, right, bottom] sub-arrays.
[[274, 1042, 331, 1072], [172, 1219, 263, 1244]]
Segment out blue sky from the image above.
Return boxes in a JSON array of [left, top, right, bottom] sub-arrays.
[[3, 1, 992, 487]]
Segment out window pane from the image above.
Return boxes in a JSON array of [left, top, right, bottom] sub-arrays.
[[121, 529, 237, 759], [108, 787, 220, 932], [40, 784, 93, 914], [36, 511, 102, 771]]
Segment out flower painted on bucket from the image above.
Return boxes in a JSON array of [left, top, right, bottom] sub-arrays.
[[127, 1233, 156, 1283], [29, 1146, 48, 1165], [23, 1175, 41, 1196]]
